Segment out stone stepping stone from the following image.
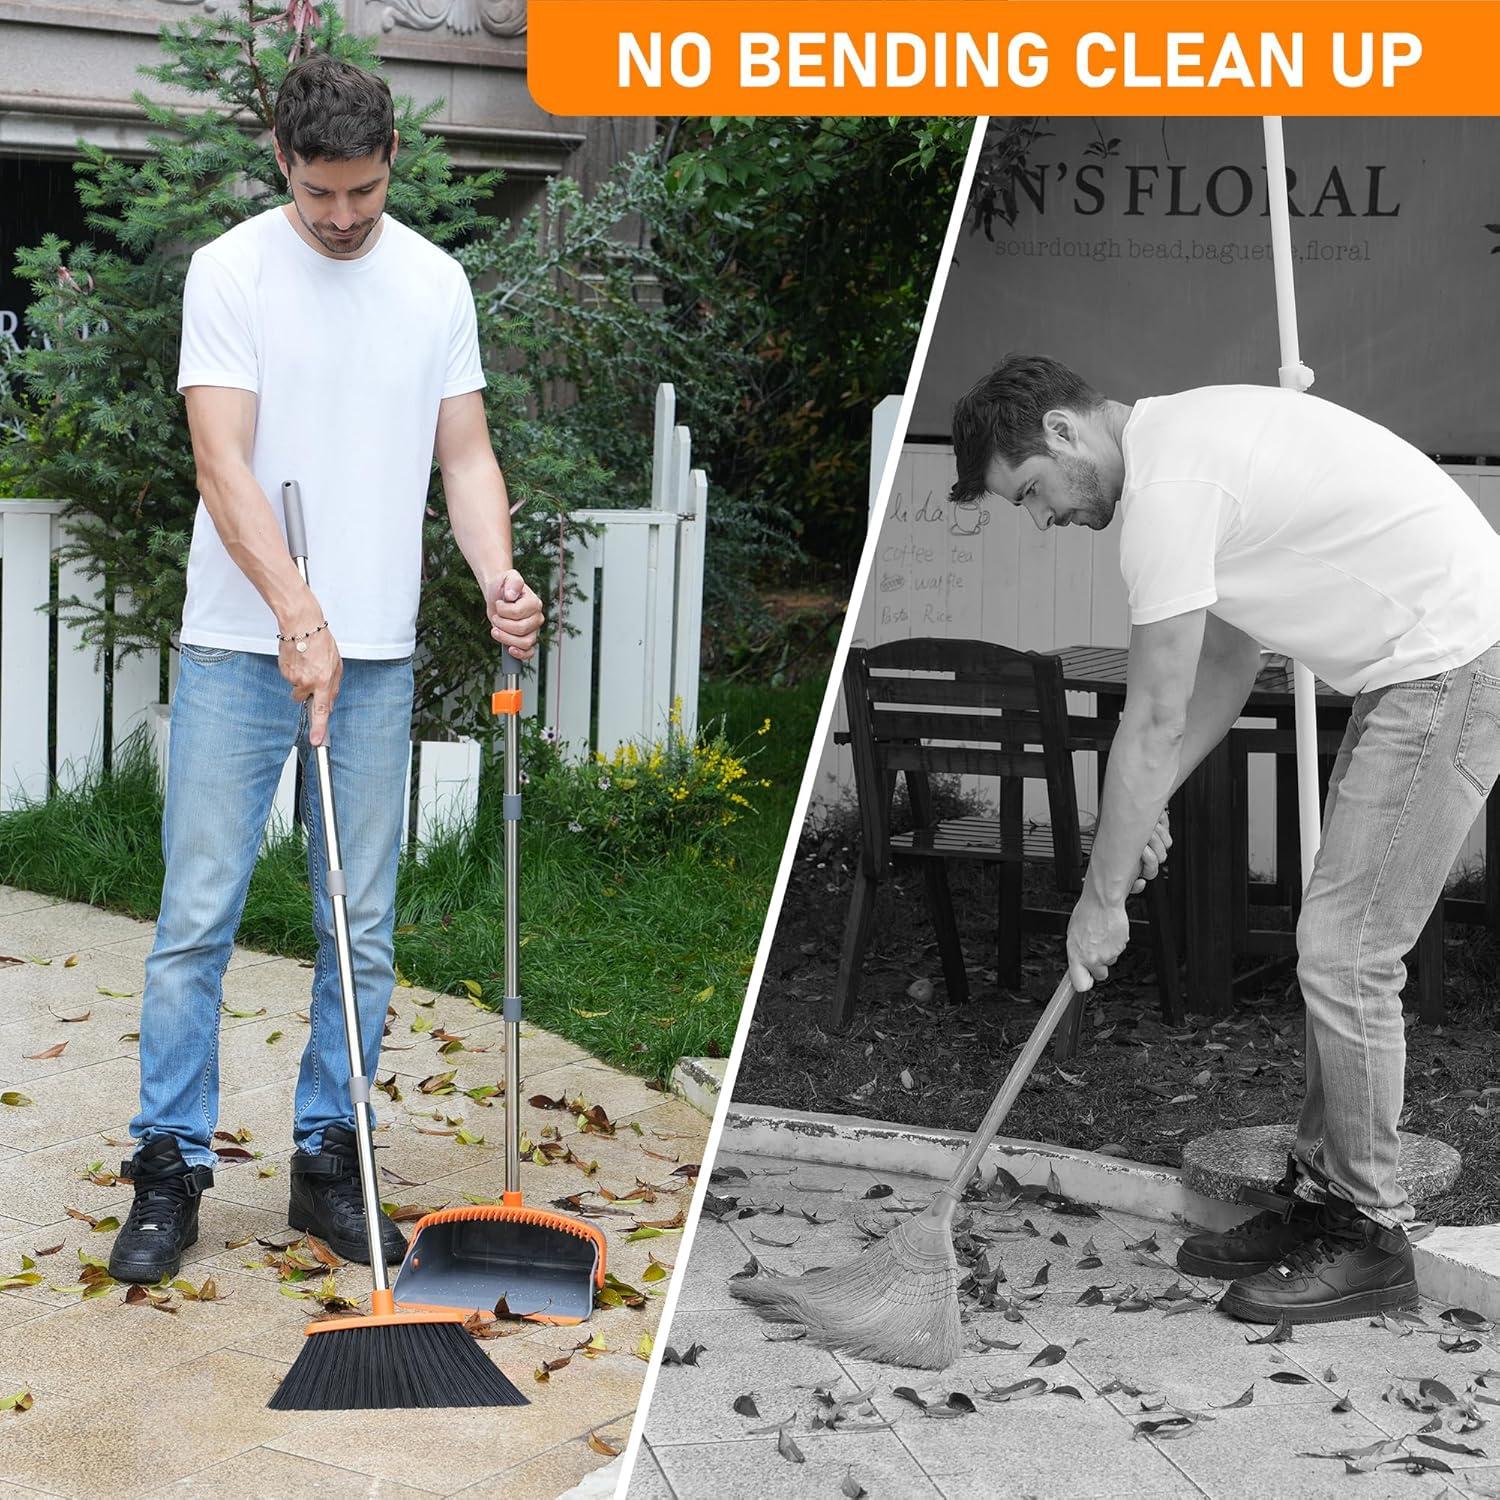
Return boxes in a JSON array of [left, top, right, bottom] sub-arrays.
[[1182, 1123, 1460, 1205]]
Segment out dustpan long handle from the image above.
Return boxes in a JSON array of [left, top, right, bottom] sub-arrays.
[[497, 653, 523, 1199], [934, 975, 1076, 1210], [282, 481, 391, 1289]]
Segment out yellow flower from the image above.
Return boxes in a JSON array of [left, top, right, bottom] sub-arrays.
[[757, 718, 772, 736]]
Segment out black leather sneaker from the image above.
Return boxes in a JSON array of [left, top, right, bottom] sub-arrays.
[[288, 1123, 407, 1264], [1177, 1156, 1320, 1279], [1218, 1194, 1418, 1325], [107, 1135, 214, 1284]]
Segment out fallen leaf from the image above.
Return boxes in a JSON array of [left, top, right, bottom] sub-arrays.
[[1028, 1344, 1066, 1368], [1244, 1317, 1293, 1345], [1419, 1436, 1487, 1457], [1269, 1372, 1310, 1385], [777, 1428, 805, 1464], [1217, 1386, 1255, 1409], [982, 1378, 1048, 1403], [733, 1394, 760, 1417], [1, 1092, 33, 1108], [24, 1043, 67, 1061]]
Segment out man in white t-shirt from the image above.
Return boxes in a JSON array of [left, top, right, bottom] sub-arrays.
[[951, 353, 1500, 1325], [109, 55, 543, 1284]]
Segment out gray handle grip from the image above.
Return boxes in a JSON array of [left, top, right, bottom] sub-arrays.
[[500, 652, 522, 678], [281, 481, 307, 560]]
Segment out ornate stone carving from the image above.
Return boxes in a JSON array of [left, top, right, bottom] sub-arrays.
[[374, 0, 526, 37]]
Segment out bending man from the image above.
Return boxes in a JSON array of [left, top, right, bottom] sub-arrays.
[[951, 354, 1500, 1324]]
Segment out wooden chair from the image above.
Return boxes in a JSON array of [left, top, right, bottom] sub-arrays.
[[1227, 724, 1447, 1021], [831, 637, 1183, 1052]]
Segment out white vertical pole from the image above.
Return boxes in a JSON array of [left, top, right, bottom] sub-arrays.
[[0, 510, 53, 809], [1263, 118, 1322, 892], [651, 383, 676, 512], [870, 394, 903, 518]]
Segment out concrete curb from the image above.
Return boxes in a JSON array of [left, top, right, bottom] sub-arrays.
[[668, 1055, 725, 1119], [722, 1103, 1500, 1323]]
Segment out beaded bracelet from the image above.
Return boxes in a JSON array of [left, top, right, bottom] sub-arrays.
[[276, 620, 329, 654]]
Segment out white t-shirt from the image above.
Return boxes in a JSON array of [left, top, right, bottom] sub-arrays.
[[1118, 386, 1500, 694], [176, 207, 485, 657]]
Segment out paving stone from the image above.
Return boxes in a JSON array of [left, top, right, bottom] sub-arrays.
[[625, 1447, 678, 1500], [640, 1307, 855, 1447], [378, 1016, 592, 1093], [0, 1198, 287, 1310], [0, 1010, 145, 1084], [1149, 1399, 1453, 1499], [0, 1348, 298, 1499], [1272, 1314, 1500, 1444], [651, 1429, 945, 1499], [140, 1447, 441, 1500], [266, 1351, 648, 1494], [0, 888, 683, 1492], [672, 1220, 761, 1313], [451, 1431, 628, 1500], [0, 1267, 302, 1402], [893, 1382, 1206, 1498], [0, 903, 156, 960], [0, 1136, 136, 1226], [0, 1057, 142, 1152], [0, 886, 61, 917], [1017, 1297, 1337, 1412]]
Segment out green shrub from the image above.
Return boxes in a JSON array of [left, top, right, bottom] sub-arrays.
[[523, 705, 774, 862]]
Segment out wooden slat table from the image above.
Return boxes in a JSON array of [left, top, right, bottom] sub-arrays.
[[1052, 645, 1498, 1016]]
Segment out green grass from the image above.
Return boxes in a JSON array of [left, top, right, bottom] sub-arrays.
[[0, 674, 830, 1081]]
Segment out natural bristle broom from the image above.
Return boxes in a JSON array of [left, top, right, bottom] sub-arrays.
[[731, 976, 1077, 1369], [267, 481, 526, 1413]]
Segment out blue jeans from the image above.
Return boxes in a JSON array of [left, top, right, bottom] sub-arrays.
[[1294, 643, 1500, 1227], [131, 646, 412, 1169]]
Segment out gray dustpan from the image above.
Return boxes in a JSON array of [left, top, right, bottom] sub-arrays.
[[396, 1204, 604, 1323]]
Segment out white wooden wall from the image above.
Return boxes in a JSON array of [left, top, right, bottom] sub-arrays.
[[815, 441, 1500, 883], [0, 385, 710, 841]]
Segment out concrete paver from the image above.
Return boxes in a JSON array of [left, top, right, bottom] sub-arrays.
[[632, 1150, 1491, 1500], [0, 888, 700, 1499]]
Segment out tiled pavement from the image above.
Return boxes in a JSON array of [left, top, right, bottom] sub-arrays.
[[631, 1150, 1500, 1500], [0, 886, 706, 1500]]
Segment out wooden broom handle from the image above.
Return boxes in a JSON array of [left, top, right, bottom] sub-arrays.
[[935, 975, 1077, 1207]]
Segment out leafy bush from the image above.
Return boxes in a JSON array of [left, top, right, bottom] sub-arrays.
[[523, 703, 774, 862]]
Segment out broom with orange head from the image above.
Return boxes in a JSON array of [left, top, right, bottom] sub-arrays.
[[391, 653, 608, 1325], [730, 975, 1077, 1369], [268, 480, 526, 1411]]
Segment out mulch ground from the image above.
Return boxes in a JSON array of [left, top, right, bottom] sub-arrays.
[[738, 822, 1500, 1226]]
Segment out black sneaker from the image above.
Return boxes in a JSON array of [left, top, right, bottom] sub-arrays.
[[288, 1123, 407, 1264], [107, 1135, 214, 1284], [1218, 1195, 1418, 1325], [1177, 1155, 1320, 1278]]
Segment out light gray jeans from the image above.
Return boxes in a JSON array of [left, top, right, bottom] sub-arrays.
[[1294, 643, 1500, 1228]]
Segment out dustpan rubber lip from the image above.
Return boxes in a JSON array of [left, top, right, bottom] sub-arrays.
[[406, 1203, 609, 1287]]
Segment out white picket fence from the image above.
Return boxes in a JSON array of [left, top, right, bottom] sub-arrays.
[[814, 407, 1496, 882], [0, 383, 708, 845]]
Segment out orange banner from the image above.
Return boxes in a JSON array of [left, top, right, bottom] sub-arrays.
[[528, 2, 1500, 116]]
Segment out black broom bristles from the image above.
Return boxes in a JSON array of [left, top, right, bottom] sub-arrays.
[[269, 1320, 529, 1411]]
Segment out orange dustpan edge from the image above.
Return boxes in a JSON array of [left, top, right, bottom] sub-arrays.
[[408, 1199, 609, 1289]]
